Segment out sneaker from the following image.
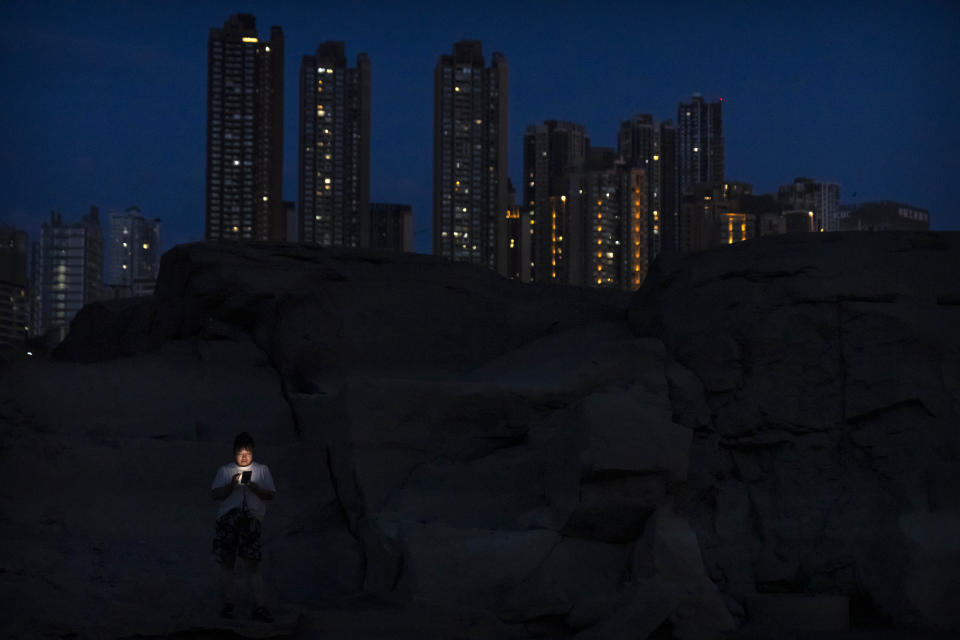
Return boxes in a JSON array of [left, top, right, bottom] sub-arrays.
[[219, 602, 234, 619], [251, 605, 274, 623]]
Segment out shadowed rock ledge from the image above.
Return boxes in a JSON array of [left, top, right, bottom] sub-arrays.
[[629, 231, 960, 634], [1, 235, 957, 638]]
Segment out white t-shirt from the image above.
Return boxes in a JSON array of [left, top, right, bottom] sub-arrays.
[[211, 460, 276, 520]]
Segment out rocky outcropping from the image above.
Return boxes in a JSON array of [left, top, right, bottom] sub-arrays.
[[630, 231, 960, 632], [1, 234, 957, 638]]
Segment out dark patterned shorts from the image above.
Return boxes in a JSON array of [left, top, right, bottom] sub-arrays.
[[212, 508, 262, 564]]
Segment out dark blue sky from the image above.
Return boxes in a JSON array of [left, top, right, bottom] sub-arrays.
[[2, 0, 957, 255]]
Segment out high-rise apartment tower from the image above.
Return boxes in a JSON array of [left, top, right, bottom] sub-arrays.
[[0, 226, 29, 353], [433, 41, 508, 273], [369, 203, 413, 252], [32, 207, 103, 342], [618, 115, 678, 259], [677, 95, 723, 253], [551, 149, 647, 290], [523, 120, 588, 281], [299, 42, 371, 247], [106, 207, 161, 297], [677, 95, 723, 195], [777, 177, 841, 232], [206, 14, 284, 242]]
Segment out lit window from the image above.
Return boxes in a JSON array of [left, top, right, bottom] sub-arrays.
[[262, 196, 268, 201], [233, 160, 240, 166], [318, 67, 325, 73], [142, 243, 149, 249], [265, 46, 270, 52]]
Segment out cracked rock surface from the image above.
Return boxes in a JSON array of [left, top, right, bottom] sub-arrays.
[[630, 231, 960, 633], [1, 234, 957, 638]]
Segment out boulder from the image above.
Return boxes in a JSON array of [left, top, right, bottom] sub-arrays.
[[8, 233, 957, 637], [630, 231, 960, 631], [741, 594, 849, 633]]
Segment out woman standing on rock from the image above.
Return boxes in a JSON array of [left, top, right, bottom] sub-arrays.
[[210, 432, 277, 622]]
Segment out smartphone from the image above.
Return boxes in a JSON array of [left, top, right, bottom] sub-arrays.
[[240, 471, 252, 484]]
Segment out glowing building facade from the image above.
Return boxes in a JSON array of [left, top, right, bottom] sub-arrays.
[[206, 14, 285, 242], [433, 41, 509, 273], [502, 180, 532, 281], [523, 120, 588, 282], [618, 115, 677, 259], [553, 150, 647, 290], [106, 207, 161, 297], [677, 94, 724, 196], [299, 42, 370, 247], [777, 177, 841, 232], [32, 207, 102, 342]]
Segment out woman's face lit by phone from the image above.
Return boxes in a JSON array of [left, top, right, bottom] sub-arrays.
[[235, 448, 253, 467]]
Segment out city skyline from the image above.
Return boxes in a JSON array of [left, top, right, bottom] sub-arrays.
[[2, 1, 957, 256]]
